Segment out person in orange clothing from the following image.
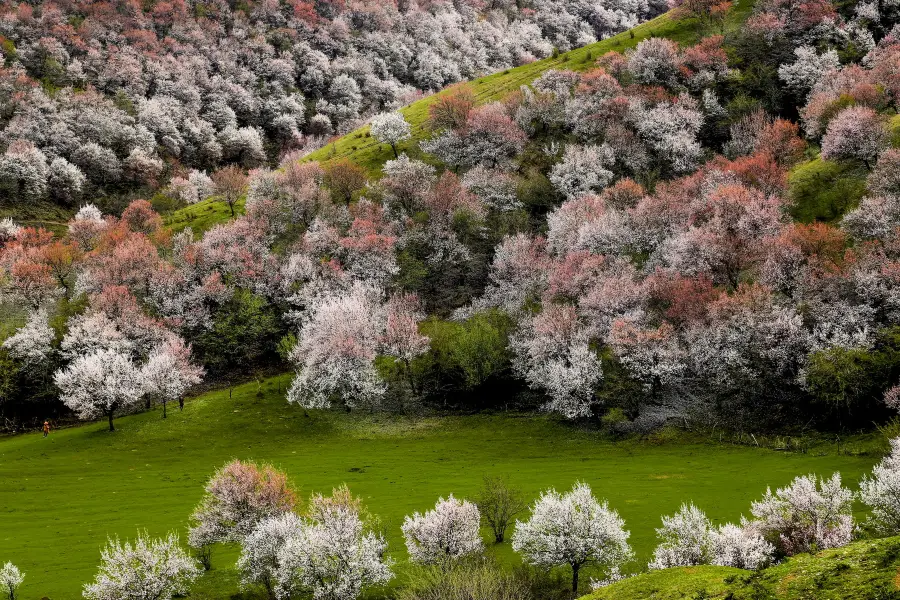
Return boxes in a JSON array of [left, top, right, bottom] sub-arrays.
[[42, 420, 50, 437]]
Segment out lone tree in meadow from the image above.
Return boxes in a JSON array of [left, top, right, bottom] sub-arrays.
[[402, 495, 484, 566], [53, 348, 144, 432], [512, 482, 633, 594], [370, 112, 411, 158], [212, 165, 248, 217], [0, 563, 23, 600], [475, 475, 527, 543]]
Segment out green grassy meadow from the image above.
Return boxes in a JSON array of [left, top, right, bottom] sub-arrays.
[[0, 373, 880, 599]]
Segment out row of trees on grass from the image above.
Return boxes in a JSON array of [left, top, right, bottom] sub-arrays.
[[32, 436, 900, 600]]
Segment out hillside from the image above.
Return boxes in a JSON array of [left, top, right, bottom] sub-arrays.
[[163, 4, 730, 235], [299, 4, 755, 177], [586, 536, 900, 599], [0, 374, 879, 599]]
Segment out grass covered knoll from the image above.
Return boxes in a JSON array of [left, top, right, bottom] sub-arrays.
[[163, 196, 246, 235], [301, 2, 755, 177], [587, 536, 900, 599], [0, 373, 879, 599]]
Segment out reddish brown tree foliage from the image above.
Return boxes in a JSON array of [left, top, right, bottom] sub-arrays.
[[212, 166, 249, 218], [428, 83, 476, 131], [323, 158, 367, 205]]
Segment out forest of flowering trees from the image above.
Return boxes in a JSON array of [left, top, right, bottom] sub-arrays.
[[0, 0, 668, 212], [1, 0, 900, 434]]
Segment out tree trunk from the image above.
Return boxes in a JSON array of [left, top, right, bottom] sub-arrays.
[[179, 397, 185, 411], [228, 200, 235, 217], [571, 563, 580, 595], [107, 411, 115, 432], [391, 143, 398, 158]]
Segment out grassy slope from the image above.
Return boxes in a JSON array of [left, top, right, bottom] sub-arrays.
[[788, 115, 900, 223], [0, 201, 73, 236], [301, 2, 754, 177], [163, 3, 756, 232], [163, 197, 246, 235], [587, 536, 900, 599], [0, 373, 878, 599]]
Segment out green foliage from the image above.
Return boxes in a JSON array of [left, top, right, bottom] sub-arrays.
[[193, 289, 285, 375], [788, 158, 868, 223], [805, 347, 878, 409], [0, 349, 18, 408], [398, 559, 536, 600], [804, 327, 900, 416], [418, 310, 515, 396], [276, 332, 297, 363]]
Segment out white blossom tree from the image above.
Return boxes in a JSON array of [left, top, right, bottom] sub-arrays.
[[83, 532, 200, 600], [402, 495, 484, 566], [510, 304, 603, 419], [748, 473, 854, 555], [2, 309, 54, 367], [275, 486, 393, 600], [53, 348, 144, 431], [648, 503, 713, 569], [141, 337, 204, 417], [648, 504, 773, 570], [286, 282, 387, 410], [512, 482, 633, 594], [549, 144, 615, 199], [861, 436, 900, 535], [0, 563, 23, 600], [710, 523, 774, 570], [370, 112, 412, 158], [238, 513, 305, 600], [820, 106, 889, 168], [778, 46, 840, 97]]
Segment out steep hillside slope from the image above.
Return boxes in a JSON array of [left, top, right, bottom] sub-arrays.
[[165, 2, 757, 234], [300, 3, 755, 177]]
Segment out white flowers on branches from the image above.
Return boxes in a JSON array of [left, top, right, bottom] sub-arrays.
[[402, 495, 484, 566], [748, 472, 854, 555], [237, 486, 392, 600], [649, 503, 773, 571], [0, 563, 23, 600], [861, 436, 900, 534], [370, 113, 412, 158], [512, 482, 632, 594], [82, 532, 200, 600]]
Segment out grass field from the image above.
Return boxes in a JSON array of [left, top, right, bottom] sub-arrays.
[[0, 373, 880, 599]]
